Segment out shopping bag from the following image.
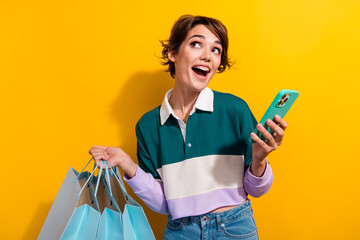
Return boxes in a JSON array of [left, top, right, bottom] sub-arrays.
[[108, 163, 155, 240], [93, 161, 155, 240], [95, 164, 125, 240], [38, 160, 101, 240]]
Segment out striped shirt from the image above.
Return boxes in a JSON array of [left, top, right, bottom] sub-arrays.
[[124, 88, 273, 220]]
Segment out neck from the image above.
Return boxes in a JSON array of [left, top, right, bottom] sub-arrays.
[[169, 82, 201, 123]]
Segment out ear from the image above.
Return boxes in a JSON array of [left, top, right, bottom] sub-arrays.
[[168, 49, 176, 63]]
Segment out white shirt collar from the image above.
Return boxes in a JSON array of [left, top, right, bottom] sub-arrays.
[[160, 87, 214, 125]]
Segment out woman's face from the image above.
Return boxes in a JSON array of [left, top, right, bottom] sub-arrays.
[[168, 24, 223, 93]]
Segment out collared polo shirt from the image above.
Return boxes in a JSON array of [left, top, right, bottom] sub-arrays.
[[160, 87, 213, 141], [125, 88, 273, 220]]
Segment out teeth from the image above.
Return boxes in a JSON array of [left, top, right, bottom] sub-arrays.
[[194, 66, 210, 72]]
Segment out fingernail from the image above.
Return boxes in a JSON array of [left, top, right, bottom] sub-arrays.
[[257, 124, 262, 129], [267, 119, 272, 125]]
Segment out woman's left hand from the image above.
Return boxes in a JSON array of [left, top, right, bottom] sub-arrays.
[[250, 115, 288, 176]]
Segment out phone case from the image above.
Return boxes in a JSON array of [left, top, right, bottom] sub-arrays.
[[252, 89, 299, 142]]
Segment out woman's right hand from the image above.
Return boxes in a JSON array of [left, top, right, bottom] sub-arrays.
[[88, 146, 137, 178]]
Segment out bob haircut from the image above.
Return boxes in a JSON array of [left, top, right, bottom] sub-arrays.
[[161, 15, 232, 78]]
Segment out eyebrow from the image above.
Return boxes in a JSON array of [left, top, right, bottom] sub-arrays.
[[188, 34, 222, 46]]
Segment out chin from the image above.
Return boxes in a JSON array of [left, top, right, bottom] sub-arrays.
[[190, 82, 209, 93], [192, 75, 214, 91]]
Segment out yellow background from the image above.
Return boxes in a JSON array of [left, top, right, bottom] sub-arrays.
[[1, 0, 360, 239]]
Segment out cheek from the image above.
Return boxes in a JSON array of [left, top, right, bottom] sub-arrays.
[[214, 58, 222, 70], [175, 61, 188, 76]]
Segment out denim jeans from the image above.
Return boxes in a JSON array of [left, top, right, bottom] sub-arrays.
[[163, 200, 258, 240]]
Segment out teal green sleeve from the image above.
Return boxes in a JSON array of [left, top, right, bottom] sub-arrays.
[[135, 122, 161, 179], [239, 102, 258, 169]]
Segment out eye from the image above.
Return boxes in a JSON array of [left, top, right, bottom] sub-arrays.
[[212, 47, 221, 55], [190, 41, 201, 48]]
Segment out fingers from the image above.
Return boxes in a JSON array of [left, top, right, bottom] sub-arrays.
[[254, 115, 288, 147], [256, 123, 278, 149], [88, 146, 107, 156], [265, 120, 284, 145], [251, 116, 289, 161], [251, 132, 273, 153], [89, 145, 108, 152], [274, 115, 288, 130], [89, 146, 110, 164], [270, 115, 288, 144]]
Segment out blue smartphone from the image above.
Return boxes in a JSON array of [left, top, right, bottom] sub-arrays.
[[251, 89, 299, 142]]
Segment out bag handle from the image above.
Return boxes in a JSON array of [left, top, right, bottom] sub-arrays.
[[97, 162, 122, 211], [94, 161, 104, 196], [77, 160, 103, 198], [104, 161, 139, 206], [75, 157, 115, 196], [75, 158, 138, 206], [103, 161, 127, 194], [74, 157, 93, 183], [104, 164, 112, 197]]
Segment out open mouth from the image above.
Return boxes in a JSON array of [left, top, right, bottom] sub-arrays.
[[192, 65, 210, 78]]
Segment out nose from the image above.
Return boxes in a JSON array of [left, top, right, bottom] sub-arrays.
[[200, 48, 211, 62]]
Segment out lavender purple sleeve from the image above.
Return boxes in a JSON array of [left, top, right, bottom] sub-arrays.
[[243, 160, 274, 198], [123, 165, 169, 214]]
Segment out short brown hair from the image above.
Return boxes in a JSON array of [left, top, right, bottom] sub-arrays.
[[160, 15, 232, 78]]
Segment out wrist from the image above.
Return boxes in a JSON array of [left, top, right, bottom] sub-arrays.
[[119, 156, 137, 179], [252, 157, 266, 165], [250, 158, 267, 177], [124, 163, 137, 179]]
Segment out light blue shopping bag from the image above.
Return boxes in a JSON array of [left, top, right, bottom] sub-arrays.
[[95, 164, 124, 240], [95, 161, 155, 240], [38, 160, 103, 240]]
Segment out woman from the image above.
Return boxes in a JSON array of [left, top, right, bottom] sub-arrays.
[[89, 15, 287, 240]]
